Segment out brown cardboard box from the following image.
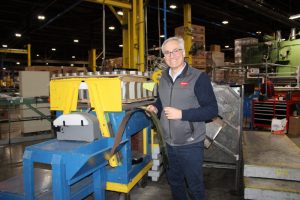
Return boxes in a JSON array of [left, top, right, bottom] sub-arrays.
[[192, 58, 206, 66], [288, 116, 300, 137], [175, 24, 205, 35], [206, 51, 225, 67], [210, 44, 221, 52], [175, 32, 205, 43], [192, 33, 205, 43], [192, 51, 206, 59]]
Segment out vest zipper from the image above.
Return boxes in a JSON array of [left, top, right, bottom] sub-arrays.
[[169, 82, 174, 141]]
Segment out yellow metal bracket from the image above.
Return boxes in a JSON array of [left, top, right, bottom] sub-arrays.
[[50, 79, 81, 114], [85, 78, 122, 137], [50, 77, 123, 166]]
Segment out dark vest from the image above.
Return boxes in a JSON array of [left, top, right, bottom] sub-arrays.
[[158, 64, 206, 146]]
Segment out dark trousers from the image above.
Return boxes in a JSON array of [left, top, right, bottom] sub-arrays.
[[166, 141, 205, 200]]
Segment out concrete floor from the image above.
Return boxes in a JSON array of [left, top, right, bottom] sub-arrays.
[[0, 139, 244, 200], [1, 135, 299, 200]]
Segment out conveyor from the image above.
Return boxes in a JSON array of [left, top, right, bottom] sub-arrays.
[[0, 72, 157, 200]]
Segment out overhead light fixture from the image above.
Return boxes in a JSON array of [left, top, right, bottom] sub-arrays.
[[46, 63, 48, 65], [160, 35, 165, 38], [51, 48, 56, 51], [16, 62, 20, 65], [2, 68, 6, 70], [36, 54, 39, 57], [222, 20, 229, 24], [109, 26, 115, 30], [15, 33, 22, 37], [2, 44, 7, 48], [170, 4, 177, 9], [119, 44, 123, 47], [117, 11, 123, 16], [289, 14, 300, 20], [70, 64, 74, 67], [73, 39, 79, 43], [72, 56, 76, 59], [37, 15, 45, 20], [225, 45, 229, 48]]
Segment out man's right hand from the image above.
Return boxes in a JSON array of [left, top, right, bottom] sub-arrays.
[[146, 105, 158, 114]]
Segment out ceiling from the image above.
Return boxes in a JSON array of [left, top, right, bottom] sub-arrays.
[[0, 0, 300, 68]]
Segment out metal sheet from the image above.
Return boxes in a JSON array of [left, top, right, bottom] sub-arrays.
[[244, 177, 300, 200], [204, 84, 242, 164], [243, 131, 300, 181]]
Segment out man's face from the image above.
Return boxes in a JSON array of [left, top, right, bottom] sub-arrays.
[[163, 40, 185, 69]]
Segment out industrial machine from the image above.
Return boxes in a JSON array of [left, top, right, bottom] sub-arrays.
[[0, 71, 158, 200], [245, 28, 300, 91]]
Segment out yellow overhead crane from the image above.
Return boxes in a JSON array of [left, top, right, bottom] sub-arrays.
[[0, 44, 31, 67], [87, 1, 193, 73], [87, 0, 145, 72]]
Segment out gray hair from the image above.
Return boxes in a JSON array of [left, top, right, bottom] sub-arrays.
[[161, 36, 185, 53]]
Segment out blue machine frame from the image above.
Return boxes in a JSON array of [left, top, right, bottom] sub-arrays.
[[0, 109, 153, 200]]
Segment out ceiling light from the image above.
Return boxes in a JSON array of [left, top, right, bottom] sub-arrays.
[[222, 20, 229, 24], [119, 44, 123, 47], [2, 68, 6, 70], [117, 11, 123, 16], [2, 44, 7, 48], [36, 54, 39, 57], [37, 15, 45, 20], [289, 14, 300, 20], [16, 62, 20, 65], [256, 31, 262, 34], [70, 64, 74, 67], [225, 45, 229, 48], [46, 63, 48, 65], [160, 35, 165, 38], [170, 4, 177, 9], [73, 39, 79, 43], [51, 48, 56, 51], [109, 26, 115, 30], [72, 56, 76, 59], [15, 33, 22, 37]]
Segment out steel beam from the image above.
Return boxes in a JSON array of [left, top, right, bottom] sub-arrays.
[[85, 0, 132, 9], [0, 48, 27, 54], [138, 0, 145, 72], [183, 4, 192, 64]]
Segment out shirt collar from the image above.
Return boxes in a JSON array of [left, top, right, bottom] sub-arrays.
[[169, 62, 186, 82]]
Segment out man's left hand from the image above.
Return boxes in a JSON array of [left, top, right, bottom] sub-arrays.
[[164, 107, 182, 120]]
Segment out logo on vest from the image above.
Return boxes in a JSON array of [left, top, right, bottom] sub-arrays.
[[180, 81, 189, 86]]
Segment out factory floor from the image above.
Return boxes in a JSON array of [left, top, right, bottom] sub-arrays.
[[1, 136, 299, 200], [0, 139, 243, 200]]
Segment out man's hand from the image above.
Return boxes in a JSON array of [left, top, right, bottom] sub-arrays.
[[164, 107, 182, 120], [146, 105, 158, 114]]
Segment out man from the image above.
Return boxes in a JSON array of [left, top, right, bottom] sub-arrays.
[[147, 36, 218, 200]]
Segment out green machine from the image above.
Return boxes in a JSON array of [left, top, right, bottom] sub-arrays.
[[242, 29, 300, 69], [241, 29, 300, 90], [269, 30, 300, 74]]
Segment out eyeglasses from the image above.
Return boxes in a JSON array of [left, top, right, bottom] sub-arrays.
[[163, 48, 182, 57]]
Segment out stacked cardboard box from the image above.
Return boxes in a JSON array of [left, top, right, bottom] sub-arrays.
[[206, 51, 225, 67], [234, 37, 258, 64], [288, 116, 300, 137], [175, 24, 206, 70], [210, 44, 221, 52]]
